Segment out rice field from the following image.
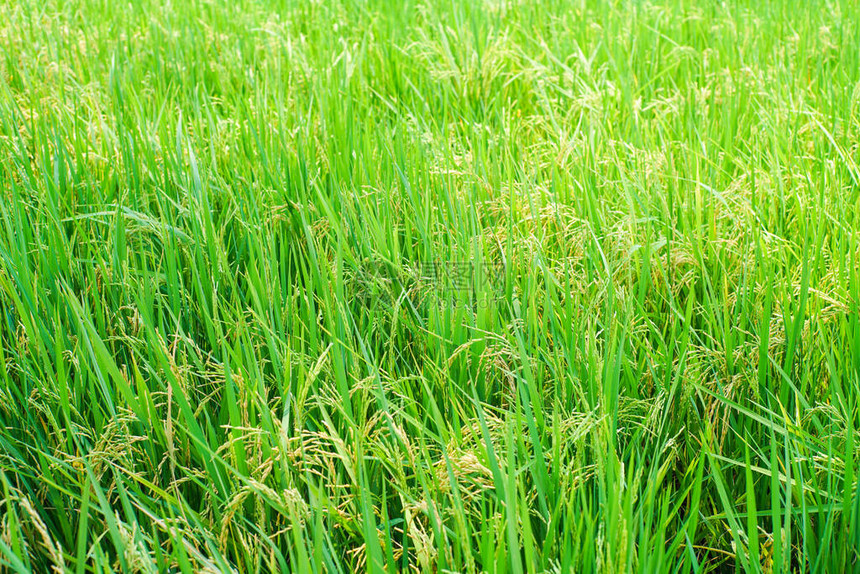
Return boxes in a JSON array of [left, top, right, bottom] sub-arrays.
[[0, 0, 859, 571]]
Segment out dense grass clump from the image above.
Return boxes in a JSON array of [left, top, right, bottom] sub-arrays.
[[1, 0, 859, 571]]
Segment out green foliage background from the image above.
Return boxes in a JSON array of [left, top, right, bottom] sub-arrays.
[[0, 0, 859, 571]]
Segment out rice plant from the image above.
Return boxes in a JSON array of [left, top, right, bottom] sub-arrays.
[[0, 0, 858, 571]]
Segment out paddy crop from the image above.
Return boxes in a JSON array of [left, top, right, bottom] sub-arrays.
[[0, 0, 859, 571]]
